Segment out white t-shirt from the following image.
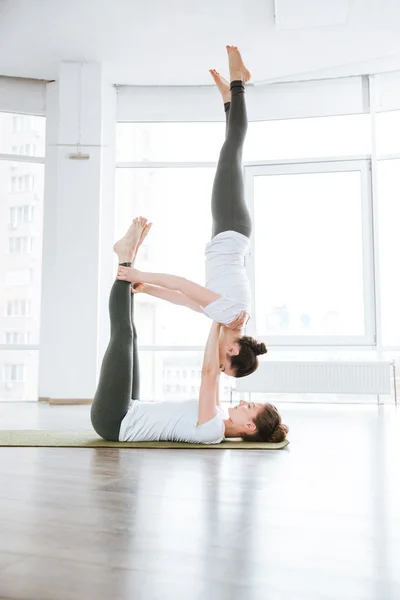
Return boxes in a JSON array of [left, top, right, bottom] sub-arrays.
[[202, 230, 251, 325], [119, 399, 226, 444]]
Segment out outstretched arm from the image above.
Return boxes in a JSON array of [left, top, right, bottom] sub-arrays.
[[118, 266, 221, 308], [135, 283, 248, 328], [197, 322, 221, 426], [137, 283, 203, 313]]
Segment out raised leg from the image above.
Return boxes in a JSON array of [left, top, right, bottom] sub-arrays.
[[128, 221, 152, 400], [90, 276, 134, 441], [90, 217, 149, 440], [209, 47, 252, 239]]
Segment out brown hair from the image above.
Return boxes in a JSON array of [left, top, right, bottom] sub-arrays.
[[241, 403, 289, 443], [229, 335, 268, 378]]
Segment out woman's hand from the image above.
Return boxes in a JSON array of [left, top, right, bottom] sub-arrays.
[[226, 311, 249, 330], [131, 282, 147, 294], [117, 265, 140, 283]]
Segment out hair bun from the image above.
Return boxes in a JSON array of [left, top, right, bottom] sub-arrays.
[[241, 336, 268, 356], [255, 342, 267, 356], [269, 423, 289, 443], [249, 340, 267, 356]]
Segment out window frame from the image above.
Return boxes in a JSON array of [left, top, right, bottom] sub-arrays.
[[244, 158, 376, 347]]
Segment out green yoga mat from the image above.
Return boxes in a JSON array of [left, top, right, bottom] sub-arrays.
[[0, 430, 289, 449]]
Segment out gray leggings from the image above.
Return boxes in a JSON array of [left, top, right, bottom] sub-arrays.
[[91, 81, 251, 441], [91, 271, 138, 441], [212, 80, 252, 239]]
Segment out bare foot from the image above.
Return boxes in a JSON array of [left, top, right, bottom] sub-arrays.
[[113, 217, 147, 263], [132, 222, 152, 264], [209, 69, 231, 103], [226, 45, 251, 83]]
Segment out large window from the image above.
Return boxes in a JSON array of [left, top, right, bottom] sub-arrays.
[[0, 112, 45, 401], [247, 161, 374, 344]]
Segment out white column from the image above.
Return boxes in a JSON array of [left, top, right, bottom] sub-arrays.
[[39, 62, 116, 401]]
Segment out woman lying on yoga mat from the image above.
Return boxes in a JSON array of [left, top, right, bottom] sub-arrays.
[[117, 46, 267, 379], [90, 217, 288, 444]]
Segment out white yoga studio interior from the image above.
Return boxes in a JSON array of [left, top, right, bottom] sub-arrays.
[[0, 2, 400, 599]]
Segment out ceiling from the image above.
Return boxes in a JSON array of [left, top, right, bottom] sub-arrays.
[[1, 0, 400, 86]]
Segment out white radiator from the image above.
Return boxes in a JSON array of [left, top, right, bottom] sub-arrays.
[[234, 361, 394, 395]]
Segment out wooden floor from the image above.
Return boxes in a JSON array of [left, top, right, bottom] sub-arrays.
[[0, 402, 399, 600]]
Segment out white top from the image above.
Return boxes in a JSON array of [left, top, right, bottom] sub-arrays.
[[119, 399, 226, 444], [202, 230, 251, 325]]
